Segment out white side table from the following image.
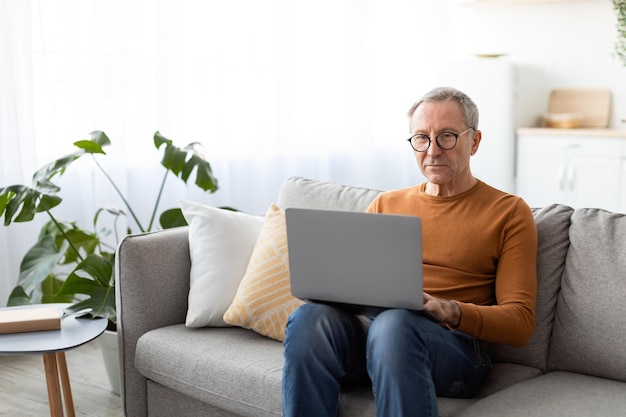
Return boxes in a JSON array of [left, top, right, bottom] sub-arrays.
[[0, 304, 107, 417]]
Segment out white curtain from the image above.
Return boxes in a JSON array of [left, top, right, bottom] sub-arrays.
[[0, 0, 40, 302], [0, 0, 449, 303]]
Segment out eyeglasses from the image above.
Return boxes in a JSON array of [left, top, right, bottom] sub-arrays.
[[407, 127, 474, 152]]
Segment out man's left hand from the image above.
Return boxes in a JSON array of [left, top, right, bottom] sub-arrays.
[[423, 292, 462, 328]]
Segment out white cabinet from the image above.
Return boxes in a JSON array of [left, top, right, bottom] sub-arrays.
[[516, 129, 626, 212]]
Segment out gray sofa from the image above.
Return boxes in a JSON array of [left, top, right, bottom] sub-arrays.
[[116, 176, 626, 417]]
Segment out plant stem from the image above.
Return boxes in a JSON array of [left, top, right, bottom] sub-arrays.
[[113, 214, 120, 243], [147, 170, 169, 232], [91, 155, 146, 233], [47, 210, 85, 263], [616, 0, 626, 67]]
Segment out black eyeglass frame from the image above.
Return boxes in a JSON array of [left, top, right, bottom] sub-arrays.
[[407, 127, 474, 152]]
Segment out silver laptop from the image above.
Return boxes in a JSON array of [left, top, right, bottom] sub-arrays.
[[285, 208, 424, 316]]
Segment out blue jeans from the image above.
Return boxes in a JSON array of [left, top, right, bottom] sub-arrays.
[[282, 303, 492, 417]]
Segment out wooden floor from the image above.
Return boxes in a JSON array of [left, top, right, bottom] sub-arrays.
[[0, 339, 124, 417]]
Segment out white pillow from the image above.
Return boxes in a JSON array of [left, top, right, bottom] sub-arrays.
[[181, 200, 264, 327]]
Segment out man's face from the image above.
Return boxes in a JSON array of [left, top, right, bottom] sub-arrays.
[[409, 100, 479, 187]]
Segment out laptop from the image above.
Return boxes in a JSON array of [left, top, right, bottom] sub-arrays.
[[285, 207, 425, 316]]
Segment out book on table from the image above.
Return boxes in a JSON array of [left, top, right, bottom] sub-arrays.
[[0, 306, 62, 334]]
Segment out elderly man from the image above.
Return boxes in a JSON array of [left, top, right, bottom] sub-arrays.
[[282, 87, 537, 417]]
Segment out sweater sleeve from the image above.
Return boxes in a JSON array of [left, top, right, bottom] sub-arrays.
[[454, 201, 537, 347]]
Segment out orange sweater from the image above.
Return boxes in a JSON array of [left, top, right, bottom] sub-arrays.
[[367, 181, 537, 347]]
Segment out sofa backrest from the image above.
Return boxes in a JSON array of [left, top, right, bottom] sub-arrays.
[[547, 208, 626, 382], [277, 176, 382, 212]]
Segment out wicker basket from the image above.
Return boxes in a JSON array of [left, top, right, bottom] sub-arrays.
[[543, 113, 583, 129]]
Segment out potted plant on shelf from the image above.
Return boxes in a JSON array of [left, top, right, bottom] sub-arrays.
[[0, 130, 220, 393], [615, 0, 626, 67]]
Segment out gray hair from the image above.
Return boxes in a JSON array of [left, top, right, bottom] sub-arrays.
[[407, 87, 479, 129]]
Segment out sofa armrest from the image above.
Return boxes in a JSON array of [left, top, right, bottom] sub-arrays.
[[115, 226, 191, 417]]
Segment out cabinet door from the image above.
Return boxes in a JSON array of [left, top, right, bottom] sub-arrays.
[[568, 155, 621, 212], [516, 152, 567, 208]]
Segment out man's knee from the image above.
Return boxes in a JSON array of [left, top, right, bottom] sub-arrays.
[[288, 303, 340, 333], [369, 309, 425, 337], [285, 303, 359, 348], [367, 309, 440, 355]]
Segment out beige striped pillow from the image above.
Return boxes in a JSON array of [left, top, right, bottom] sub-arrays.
[[223, 203, 304, 341]]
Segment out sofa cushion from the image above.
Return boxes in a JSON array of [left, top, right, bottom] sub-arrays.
[[136, 325, 284, 417], [489, 204, 573, 371], [223, 204, 304, 341], [455, 372, 626, 417], [146, 381, 243, 417], [135, 325, 481, 417], [548, 208, 626, 381], [181, 200, 264, 327], [477, 363, 543, 397], [277, 176, 381, 212]]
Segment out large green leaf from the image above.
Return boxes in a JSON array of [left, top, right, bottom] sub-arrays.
[[32, 154, 77, 191], [5, 283, 65, 307], [154, 131, 219, 193], [18, 236, 69, 290], [56, 253, 115, 321], [41, 275, 74, 304], [184, 153, 219, 192], [0, 189, 10, 214], [159, 207, 188, 229], [59, 228, 100, 263], [6, 286, 31, 306], [0, 185, 62, 225], [73, 131, 110, 155]]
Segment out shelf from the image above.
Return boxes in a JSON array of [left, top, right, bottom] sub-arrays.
[[459, 0, 598, 5], [517, 128, 626, 138]]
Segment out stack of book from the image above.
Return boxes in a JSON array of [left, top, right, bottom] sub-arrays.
[[0, 306, 62, 334]]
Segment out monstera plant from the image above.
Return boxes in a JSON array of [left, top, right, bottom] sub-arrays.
[[0, 131, 219, 329], [616, 0, 626, 67]]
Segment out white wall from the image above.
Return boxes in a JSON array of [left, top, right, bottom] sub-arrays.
[[445, 0, 626, 127]]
